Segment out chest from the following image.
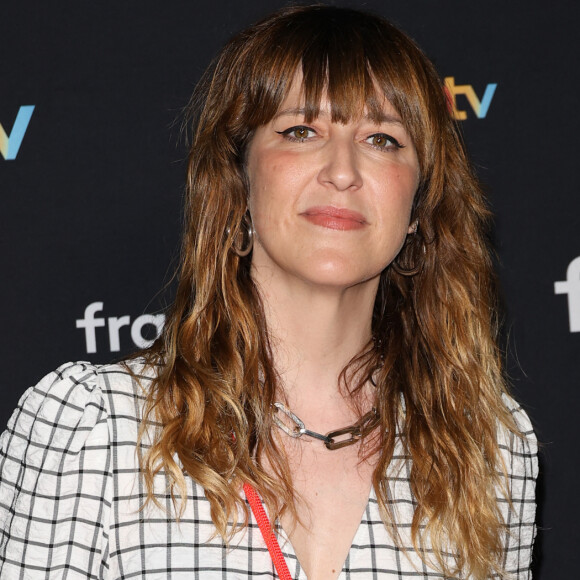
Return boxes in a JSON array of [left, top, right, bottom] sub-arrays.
[[278, 441, 377, 580], [109, 440, 440, 579]]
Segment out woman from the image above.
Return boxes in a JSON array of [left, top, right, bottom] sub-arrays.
[[0, 5, 537, 579]]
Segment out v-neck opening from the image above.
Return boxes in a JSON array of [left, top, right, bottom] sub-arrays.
[[274, 485, 376, 580]]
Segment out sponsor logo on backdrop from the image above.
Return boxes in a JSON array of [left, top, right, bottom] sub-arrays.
[[76, 302, 165, 353], [444, 77, 497, 120], [0, 105, 35, 160], [554, 256, 580, 332]]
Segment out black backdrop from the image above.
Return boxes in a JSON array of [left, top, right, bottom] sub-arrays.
[[2, 1, 579, 577]]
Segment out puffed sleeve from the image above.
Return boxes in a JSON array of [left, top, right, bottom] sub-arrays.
[[499, 395, 539, 579], [0, 362, 111, 579]]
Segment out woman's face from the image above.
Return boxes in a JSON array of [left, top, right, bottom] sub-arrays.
[[246, 77, 420, 293]]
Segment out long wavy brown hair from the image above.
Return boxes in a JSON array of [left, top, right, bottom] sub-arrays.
[[137, 6, 521, 578]]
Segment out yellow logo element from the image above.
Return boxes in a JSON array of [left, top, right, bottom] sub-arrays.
[[444, 78, 496, 120]]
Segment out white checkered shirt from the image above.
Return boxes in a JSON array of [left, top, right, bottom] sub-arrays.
[[0, 360, 537, 579]]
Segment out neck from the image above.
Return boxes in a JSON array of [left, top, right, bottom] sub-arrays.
[[252, 265, 378, 427]]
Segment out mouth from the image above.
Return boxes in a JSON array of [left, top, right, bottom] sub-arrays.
[[300, 206, 368, 231]]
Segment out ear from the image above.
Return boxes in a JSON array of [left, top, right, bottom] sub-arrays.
[[407, 220, 418, 234]]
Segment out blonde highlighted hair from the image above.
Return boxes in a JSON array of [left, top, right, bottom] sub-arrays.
[[138, 6, 521, 578]]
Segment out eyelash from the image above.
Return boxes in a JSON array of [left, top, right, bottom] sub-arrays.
[[275, 125, 405, 150]]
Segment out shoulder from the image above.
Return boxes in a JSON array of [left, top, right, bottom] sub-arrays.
[[83, 358, 159, 420], [501, 392, 535, 439], [2, 362, 110, 460], [0, 360, 159, 577], [499, 392, 538, 462], [1, 359, 160, 462], [497, 392, 538, 496]]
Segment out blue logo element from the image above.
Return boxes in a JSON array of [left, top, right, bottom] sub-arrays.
[[0, 105, 35, 160]]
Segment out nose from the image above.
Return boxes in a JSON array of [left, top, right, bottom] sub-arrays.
[[317, 135, 363, 191]]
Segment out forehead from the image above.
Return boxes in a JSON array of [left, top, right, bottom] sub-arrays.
[[274, 71, 403, 125]]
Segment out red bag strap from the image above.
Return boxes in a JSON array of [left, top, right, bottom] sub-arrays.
[[243, 482, 293, 580]]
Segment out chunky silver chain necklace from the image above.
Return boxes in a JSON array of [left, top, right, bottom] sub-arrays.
[[272, 402, 380, 450]]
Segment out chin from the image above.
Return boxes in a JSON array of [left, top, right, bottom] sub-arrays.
[[296, 260, 383, 290]]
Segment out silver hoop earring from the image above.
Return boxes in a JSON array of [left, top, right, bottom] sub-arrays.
[[232, 214, 254, 257]]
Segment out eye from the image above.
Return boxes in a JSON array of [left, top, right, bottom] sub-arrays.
[[276, 125, 316, 142], [365, 133, 404, 150]]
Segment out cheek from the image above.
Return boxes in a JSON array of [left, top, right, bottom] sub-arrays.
[[248, 175, 287, 245], [247, 157, 269, 219], [377, 171, 418, 219], [248, 167, 274, 220], [247, 152, 302, 225]]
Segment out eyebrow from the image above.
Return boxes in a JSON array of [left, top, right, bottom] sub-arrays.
[[273, 107, 404, 125]]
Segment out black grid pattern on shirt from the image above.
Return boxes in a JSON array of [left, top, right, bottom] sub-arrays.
[[0, 361, 537, 579]]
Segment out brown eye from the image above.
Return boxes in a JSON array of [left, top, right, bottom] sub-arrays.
[[372, 134, 389, 147], [366, 133, 403, 149], [276, 126, 316, 141], [293, 127, 309, 139]]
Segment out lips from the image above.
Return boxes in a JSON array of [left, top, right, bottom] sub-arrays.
[[300, 206, 368, 231]]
